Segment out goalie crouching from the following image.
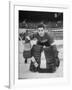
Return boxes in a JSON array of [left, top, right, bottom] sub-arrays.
[[25, 24, 60, 73]]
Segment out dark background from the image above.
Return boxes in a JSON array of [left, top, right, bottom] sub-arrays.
[[19, 10, 63, 23]]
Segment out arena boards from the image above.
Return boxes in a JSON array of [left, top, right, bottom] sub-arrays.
[[9, 1, 71, 89]]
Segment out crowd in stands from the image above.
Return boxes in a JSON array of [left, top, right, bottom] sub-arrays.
[[19, 21, 63, 41], [19, 21, 63, 29]]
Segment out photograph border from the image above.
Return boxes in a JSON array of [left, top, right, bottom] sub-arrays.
[[9, 1, 71, 88]]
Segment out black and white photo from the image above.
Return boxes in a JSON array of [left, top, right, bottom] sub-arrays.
[[18, 10, 63, 79], [9, 1, 71, 88]]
